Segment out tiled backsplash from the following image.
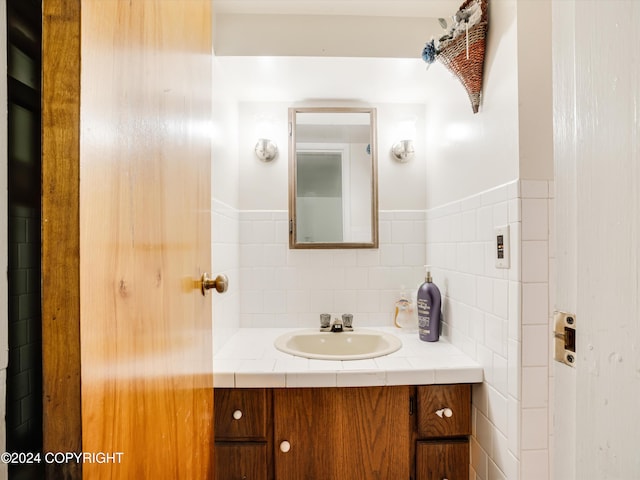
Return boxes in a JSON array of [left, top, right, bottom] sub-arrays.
[[238, 210, 426, 328], [212, 203, 427, 348], [212, 199, 241, 353], [425, 179, 553, 480]]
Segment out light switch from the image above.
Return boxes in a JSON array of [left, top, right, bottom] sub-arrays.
[[494, 225, 510, 268]]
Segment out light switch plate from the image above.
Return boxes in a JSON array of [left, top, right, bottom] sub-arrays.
[[494, 225, 510, 268]]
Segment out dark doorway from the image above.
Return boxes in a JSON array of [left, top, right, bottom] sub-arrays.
[[6, 0, 43, 478]]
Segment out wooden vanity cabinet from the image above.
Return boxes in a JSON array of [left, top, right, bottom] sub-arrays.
[[214, 384, 471, 480], [415, 384, 471, 480], [273, 386, 411, 479], [214, 388, 271, 480]]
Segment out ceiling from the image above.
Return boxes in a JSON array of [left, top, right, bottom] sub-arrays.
[[214, 0, 461, 18], [213, 0, 461, 104]]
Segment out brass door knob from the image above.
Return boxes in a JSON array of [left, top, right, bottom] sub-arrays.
[[201, 273, 228, 296]]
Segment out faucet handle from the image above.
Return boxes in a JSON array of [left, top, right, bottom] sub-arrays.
[[320, 313, 331, 329], [342, 314, 353, 329]]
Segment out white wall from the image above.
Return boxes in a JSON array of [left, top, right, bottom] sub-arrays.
[[1, 2, 8, 478], [425, 0, 520, 209], [424, 1, 554, 479], [427, 179, 553, 480], [237, 101, 427, 211], [233, 100, 428, 328], [516, 0, 554, 181], [215, 13, 440, 58], [212, 56, 241, 352]]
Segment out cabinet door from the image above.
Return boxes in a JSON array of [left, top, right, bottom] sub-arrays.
[[417, 385, 471, 438], [416, 440, 469, 480], [215, 442, 268, 480], [274, 387, 411, 479], [215, 388, 268, 440]]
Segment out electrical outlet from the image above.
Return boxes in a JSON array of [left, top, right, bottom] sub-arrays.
[[494, 225, 510, 269]]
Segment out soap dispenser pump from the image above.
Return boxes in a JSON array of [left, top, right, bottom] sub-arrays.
[[417, 265, 442, 342]]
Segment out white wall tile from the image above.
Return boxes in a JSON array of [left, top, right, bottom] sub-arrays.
[[508, 339, 521, 399], [476, 411, 494, 455], [488, 387, 508, 435], [508, 395, 521, 454], [391, 220, 414, 243], [471, 436, 489, 480], [522, 366, 549, 408], [493, 279, 509, 320], [493, 353, 508, 396], [462, 210, 477, 241], [492, 429, 509, 474], [520, 180, 549, 199], [522, 283, 549, 325], [380, 244, 404, 266], [521, 408, 548, 450], [521, 199, 549, 241], [423, 180, 551, 480], [521, 241, 549, 282], [522, 325, 549, 366], [493, 201, 509, 227], [521, 449, 549, 480]]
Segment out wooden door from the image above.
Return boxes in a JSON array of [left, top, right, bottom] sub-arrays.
[[42, 0, 214, 478], [274, 387, 411, 479]]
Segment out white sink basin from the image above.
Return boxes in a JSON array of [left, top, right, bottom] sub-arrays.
[[274, 329, 402, 361]]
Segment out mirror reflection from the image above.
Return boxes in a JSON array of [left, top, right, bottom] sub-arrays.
[[289, 107, 378, 249]]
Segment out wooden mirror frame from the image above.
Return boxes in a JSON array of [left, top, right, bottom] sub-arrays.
[[288, 107, 379, 249]]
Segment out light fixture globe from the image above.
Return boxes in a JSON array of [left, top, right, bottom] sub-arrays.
[[391, 139, 415, 163], [255, 138, 278, 162]]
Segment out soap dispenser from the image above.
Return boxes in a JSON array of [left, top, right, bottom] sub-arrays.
[[393, 288, 416, 331], [417, 265, 442, 342]]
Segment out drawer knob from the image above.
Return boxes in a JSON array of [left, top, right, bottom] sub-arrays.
[[280, 441, 291, 453], [232, 410, 243, 420], [435, 407, 453, 418]]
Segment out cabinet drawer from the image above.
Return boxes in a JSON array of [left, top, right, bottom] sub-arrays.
[[215, 388, 268, 440], [416, 440, 469, 480], [417, 384, 471, 438], [215, 442, 267, 480]]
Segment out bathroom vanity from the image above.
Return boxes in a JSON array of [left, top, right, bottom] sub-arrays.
[[215, 384, 471, 480], [213, 328, 482, 480]]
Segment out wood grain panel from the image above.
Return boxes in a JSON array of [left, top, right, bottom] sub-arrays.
[[42, 1, 82, 478], [417, 384, 471, 438], [274, 387, 411, 479], [274, 388, 341, 478], [79, 1, 213, 478], [416, 440, 469, 480], [215, 389, 268, 440], [215, 443, 268, 480], [340, 386, 411, 478]]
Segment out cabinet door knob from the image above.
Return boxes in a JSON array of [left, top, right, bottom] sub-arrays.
[[280, 441, 291, 453], [435, 407, 453, 418], [232, 410, 243, 420]]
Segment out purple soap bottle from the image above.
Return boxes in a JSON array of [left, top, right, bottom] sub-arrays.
[[417, 265, 441, 342]]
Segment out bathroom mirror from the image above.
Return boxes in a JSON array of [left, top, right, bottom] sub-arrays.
[[288, 107, 378, 249]]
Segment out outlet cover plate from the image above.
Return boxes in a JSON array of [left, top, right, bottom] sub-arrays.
[[494, 225, 510, 269]]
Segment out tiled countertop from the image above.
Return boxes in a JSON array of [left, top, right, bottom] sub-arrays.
[[214, 327, 483, 388]]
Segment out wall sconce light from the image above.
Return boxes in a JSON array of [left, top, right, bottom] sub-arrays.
[[391, 139, 415, 163], [391, 119, 417, 163], [254, 115, 278, 162], [255, 138, 278, 162]]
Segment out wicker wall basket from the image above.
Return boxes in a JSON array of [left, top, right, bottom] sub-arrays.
[[437, 0, 489, 113]]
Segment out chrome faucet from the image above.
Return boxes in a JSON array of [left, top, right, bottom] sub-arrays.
[[319, 314, 354, 332]]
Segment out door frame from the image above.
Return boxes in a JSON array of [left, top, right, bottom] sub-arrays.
[[41, 1, 82, 478]]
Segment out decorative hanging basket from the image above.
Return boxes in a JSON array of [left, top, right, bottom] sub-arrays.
[[436, 0, 489, 113]]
